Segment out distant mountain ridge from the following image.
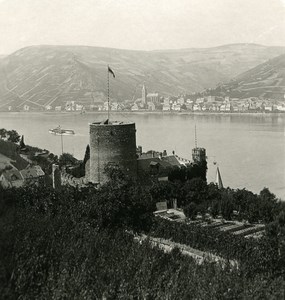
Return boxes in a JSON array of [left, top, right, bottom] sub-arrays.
[[209, 53, 285, 99], [0, 43, 284, 110]]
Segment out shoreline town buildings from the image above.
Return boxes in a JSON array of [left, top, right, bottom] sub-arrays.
[[3, 82, 285, 113]]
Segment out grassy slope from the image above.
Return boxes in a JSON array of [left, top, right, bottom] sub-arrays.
[[211, 54, 285, 99]]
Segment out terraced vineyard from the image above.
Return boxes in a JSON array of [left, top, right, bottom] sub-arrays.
[[160, 210, 265, 239], [194, 220, 265, 238], [213, 53, 285, 99]]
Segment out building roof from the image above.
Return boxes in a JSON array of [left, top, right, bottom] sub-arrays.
[[162, 155, 181, 167], [90, 120, 134, 126], [1, 169, 23, 182], [137, 155, 182, 177], [20, 165, 45, 179], [139, 151, 160, 159]]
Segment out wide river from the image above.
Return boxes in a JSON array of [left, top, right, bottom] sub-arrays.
[[1, 112, 284, 199]]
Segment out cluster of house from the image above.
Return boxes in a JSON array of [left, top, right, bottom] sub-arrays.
[[161, 96, 285, 112], [11, 101, 127, 113], [47, 101, 85, 112], [0, 138, 46, 189], [131, 89, 160, 111], [130, 85, 285, 113], [6, 80, 285, 113], [0, 164, 45, 188], [10, 96, 285, 114], [128, 85, 285, 113], [136, 147, 192, 181]]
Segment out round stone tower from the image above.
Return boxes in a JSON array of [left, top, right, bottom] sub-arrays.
[[89, 121, 137, 184]]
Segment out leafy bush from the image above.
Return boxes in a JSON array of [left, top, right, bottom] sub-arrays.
[[184, 202, 198, 220]]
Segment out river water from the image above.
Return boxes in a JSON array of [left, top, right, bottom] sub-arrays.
[[1, 112, 284, 199]]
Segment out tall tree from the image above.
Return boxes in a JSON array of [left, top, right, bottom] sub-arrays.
[[182, 177, 208, 206], [0, 128, 7, 139], [184, 202, 198, 220], [83, 144, 90, 165], [59, 153, 78, 167], [19, 135, 26, 149], [7, 130, 20, 143]]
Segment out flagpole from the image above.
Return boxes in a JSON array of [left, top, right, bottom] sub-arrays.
[[61, 132, 63, 155], [58, 125, 63, 155], [195, 124, 197, 148], [107, 65, 110, 122]]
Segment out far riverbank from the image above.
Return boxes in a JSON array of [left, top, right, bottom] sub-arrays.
[[1, 110, 285, 118]]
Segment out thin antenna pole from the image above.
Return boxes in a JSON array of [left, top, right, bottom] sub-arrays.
[[97, 136, 100, 184], [61, 133, 63, 155], [107, 65, 110, 122], [58, 125, 63, 155], [195, 124, 197, 148]]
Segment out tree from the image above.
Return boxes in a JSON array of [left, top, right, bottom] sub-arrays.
[[7, 130, 20, 143], [48, 153, 55, 160], [186, 160, 207, 182], [259, 198, 277, 224], [168, 161, 208, 183], [19, 135, 26, 150], [259, 188, 277, 203], [149, 181, 176, 203], [83, 144, 90, 166], [76, 144, 91, 177], [168, 166, 187, 183], [220, 196, 234, 220], [59, 153, 78, 167], [0, 128, 7, 139], [184, 202, 198, 220], [266, 210, 285, 269], [183, 178, 208, 206], [210, 199, 220, 218], [87, 166, 156, 232]]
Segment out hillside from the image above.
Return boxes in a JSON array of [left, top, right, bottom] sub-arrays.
[[208, 54, 285, 99], [0, 44, 284, 110]]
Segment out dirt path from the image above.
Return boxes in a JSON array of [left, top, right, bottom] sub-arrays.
[[135, 234, 238, 267]]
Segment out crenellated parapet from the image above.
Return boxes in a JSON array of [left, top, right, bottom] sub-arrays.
[[61, 170, 88, 187], [52, 164, 88, 189]]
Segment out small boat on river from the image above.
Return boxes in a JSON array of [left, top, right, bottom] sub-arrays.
[[48, 126, 75, 136]]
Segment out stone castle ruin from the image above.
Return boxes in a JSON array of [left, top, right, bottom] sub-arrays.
[[88, 121, 137, 184], [52, 119, 207, 188]]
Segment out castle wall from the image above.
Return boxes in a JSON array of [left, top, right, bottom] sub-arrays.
[[89, 122, 137, 184], [60, 171, 88, 187], [52, 164, 88, 189]]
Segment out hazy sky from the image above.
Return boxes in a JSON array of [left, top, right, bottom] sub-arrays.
[[0, 0, 284, 54]]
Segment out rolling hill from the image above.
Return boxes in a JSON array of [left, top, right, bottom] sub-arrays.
[[0, 43, 284, 110], [209, 54, 285, 99]]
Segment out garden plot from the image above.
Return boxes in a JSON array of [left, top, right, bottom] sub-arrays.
[[219, 223, 248, 233], [233, 225, 265, 237]]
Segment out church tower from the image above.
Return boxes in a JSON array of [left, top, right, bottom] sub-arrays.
[[142, 84, 147, 105], [215, 167, 223, 189]]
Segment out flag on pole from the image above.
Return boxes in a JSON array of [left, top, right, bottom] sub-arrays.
[[108, 66, 115, 78]]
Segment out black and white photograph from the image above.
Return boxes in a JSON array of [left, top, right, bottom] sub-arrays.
[[0, 0, 285, 298]]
